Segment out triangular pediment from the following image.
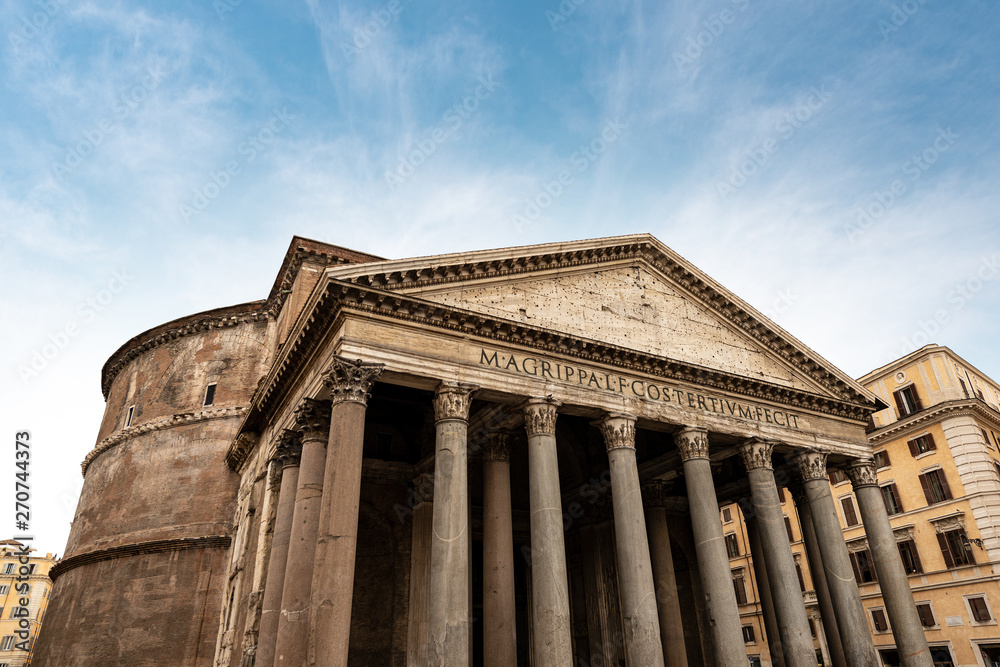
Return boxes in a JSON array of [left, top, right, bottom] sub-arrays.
[[324, 234, 877, 406]]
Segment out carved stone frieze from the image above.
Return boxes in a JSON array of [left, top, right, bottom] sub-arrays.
[[433, 382, 478, 422], [523, 397, 561, 437], [597, 413, 637, 452], [795, 451, 828, 482], [322, 356, 384, 406], [738, 439, 774, 471], [293, 398, 332, 440], [893, 526, 916, 543], [846, 538, 869, 554], [845, 459, 878, 488], [482, 431, 513, 463], [675, 427, 709, 461], [931, 513, 966, 534], [272, 429, 303, 467]]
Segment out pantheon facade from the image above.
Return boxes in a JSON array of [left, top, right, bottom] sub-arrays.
[[35, 234, 933, 666]]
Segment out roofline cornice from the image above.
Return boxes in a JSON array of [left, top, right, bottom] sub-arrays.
[[868, 398, 1000, 443], [321, 234, 874, 407]]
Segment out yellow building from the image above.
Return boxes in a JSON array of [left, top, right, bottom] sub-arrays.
[[0, 541, 56, 667], [728, 344, 1000, 667]]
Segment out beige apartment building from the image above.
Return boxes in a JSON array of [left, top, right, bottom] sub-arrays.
[[729, 344, 1000, 667], [0, 540, 56, 667]]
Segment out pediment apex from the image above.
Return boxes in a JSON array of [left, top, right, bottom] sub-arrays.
[[323, 234, 877, 408]]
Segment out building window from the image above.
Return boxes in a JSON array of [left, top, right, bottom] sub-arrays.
[[897, 539, 923, 574], [732, 574, 748, 605], [840, 496, 859, 527], [881, 484, 903, 515], [849, 548, 878, 584], [829, 468, 848, 485], [0, 585, 8, 594], [795, 562, 806, 592], [982, 428, 994, 449], [725, 533, 740, 559], [873, 450, 890, 469], [742, 624, 756, 643], [916, 603, 936, 627], [871, 608, 889, 633], [937, 529, 976, 567], [784, 516, 795, 541], [960, 378, 970, 398], [0, 636, 11, 650], [1, 564, 12, 575], [722, 507, 732, 523], [7, 607, 19, 619], [203, 383, 217, 407], [777, 486, 786, 503], [124, 405, 135, 429], [919, 469, 952, 505], [968, 596, 993, 623], [907, 433, 937, 456], [894, 385, 921, 417], [748, 657, 762, 667]]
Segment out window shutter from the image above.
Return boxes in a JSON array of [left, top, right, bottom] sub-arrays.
[[909, 539, 923, 573], [893, 389, 905, 418], [937, 533, 956, 568], [785, 516, 794, 541], [891, 484, 903, 513], [925, 432, 937, 451], [911, 388, 923, 411], [841, 497, 858, 526], [908, 438, 919, 457], [920, 474, 934, 505], [937, 470, 952, 500], [849, 552, 863, 583], [962, 532, 976, 565]]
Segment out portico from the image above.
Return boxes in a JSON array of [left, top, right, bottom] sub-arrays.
[[219, 235, 929, 666]]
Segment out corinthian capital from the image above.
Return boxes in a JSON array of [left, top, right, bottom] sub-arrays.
[[845, 459, 878, 488], [482, 431, 513, 463], [794, 451, 828, 482], [523, 397, 561, 437], [293, 398, 331, 440], [272, 429, 303, 467], [738, 439, 774, 471], [675, 427, 709, 461], [323, 356, 384, 406], [596, 413, 637, 452], [433, 382, 478, 422]]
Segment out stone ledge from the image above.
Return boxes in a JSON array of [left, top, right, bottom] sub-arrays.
[[50, 535, 231, 580]]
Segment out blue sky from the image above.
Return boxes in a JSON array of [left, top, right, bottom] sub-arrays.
[[1, 0, 998, 554]]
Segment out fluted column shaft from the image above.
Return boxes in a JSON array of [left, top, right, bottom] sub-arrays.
[[676, 427, 746, 666], [598, 414, 664, 667], [643, 484, 688, 667], [483, 432, 517, 667], [273, 398, 331, 666], [795, 452, 877, 667], [789, 482, 847, 667], [739, 440, 814, 666], [524, 397, 574, 666], [257, 434, 302, 667], [428, 382, 478, 666], [744, 512, 785, 667], [309, 357, 383, 667], [847, 460, 931, 667]]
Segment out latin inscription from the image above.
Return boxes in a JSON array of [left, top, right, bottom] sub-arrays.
[[479, 348, 801, 429]]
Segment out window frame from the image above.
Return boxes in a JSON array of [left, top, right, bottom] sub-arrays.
[[203, 383, 217, 407], [840, 495, 860, 527], [919, 468, 952, 506], [873, 449, 890, 469], [896, 538, 923, 575], [724, 532, 740, 559], [915, 601, 937, 628], [869, 606, 890, 633], [881, 483, 903, 515], [742, 624, 756, 644], [965, 595, 995, 625], [894, 385, 921, 417]]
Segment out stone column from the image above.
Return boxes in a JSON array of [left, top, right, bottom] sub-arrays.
[[738, 440, 814, 666], [788, 481, 847, 667], [272, 398, 331, 666], [483, 432, 517, 667], [812, 609, 833, 667], [309, 357, 383, 667], [256, 432, 302, 667], [846, 460, 932, 667], [795, 452, 877, 667], [407, 473, 435, 666], [743, 511, 785, 667], [597, 414, 665, 667], [523, 397, 574, 666], [427, 382, 478, 666], [675, 427, 746, 666], [643, 482, 688, 667]]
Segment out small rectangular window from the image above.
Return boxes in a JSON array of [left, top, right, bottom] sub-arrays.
[[897, 539, 922, 574], [969, 596, 992, 622], [124, 405, 135, 429], [0, 585, 8, 594], [829, 469, 848, 485], [725, 533, 740, 559], [0, 636, 11, 650], [919, 469, 952, 505], [881, 484, 903, 515], [907, 434, 936, 456], [203, 384, 216, 407], [841, 497, 859, 527], [722, 507, 732, 523], [894, 386, 921, 417], [784, 516, 795, 541], [849, 549, 877, 584], [795, 563, 806, 592], [732, 575, 748, 605], [916, 603, 935, 627], [871, 608, 889, 632], [937, 529, 975, 567], [873, 450, 890, 469], [1, 564, 12, 575], [742, 625, 756, 643]]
